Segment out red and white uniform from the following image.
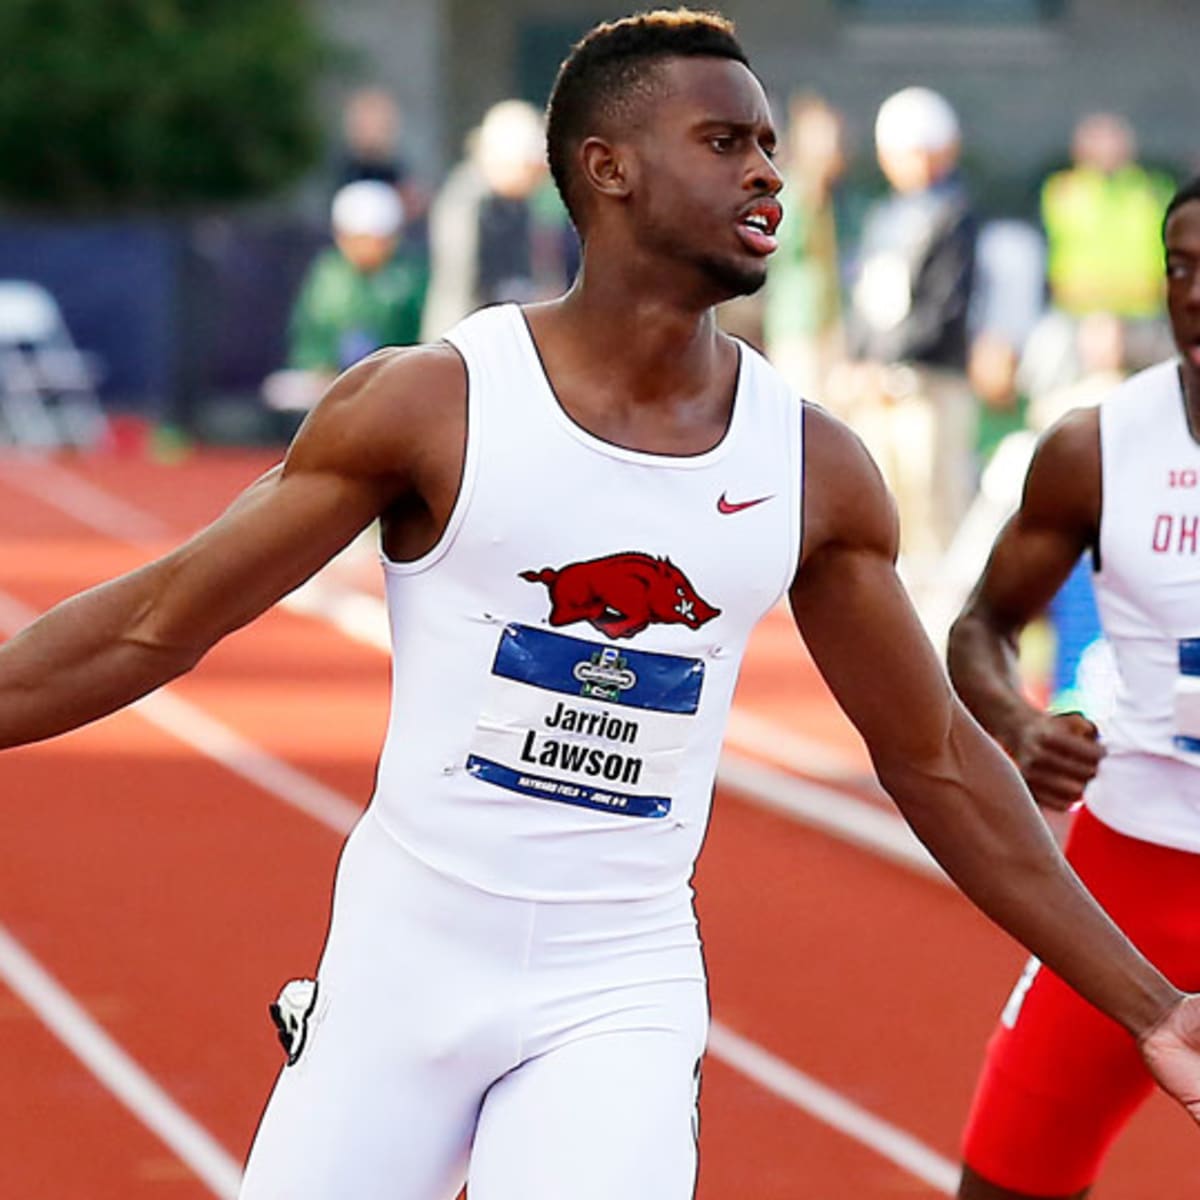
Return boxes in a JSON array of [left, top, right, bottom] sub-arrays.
[[240, 305, 804, 1200], [963, 360, 1200, 1195]]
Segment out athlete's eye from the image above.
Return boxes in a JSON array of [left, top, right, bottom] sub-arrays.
[[709, 135, 735, 153]]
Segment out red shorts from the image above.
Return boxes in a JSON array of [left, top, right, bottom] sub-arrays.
[[961, 805, 1200, 1195]]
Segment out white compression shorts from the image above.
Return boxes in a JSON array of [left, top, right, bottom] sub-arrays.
[[239, 809, 709, 1200]]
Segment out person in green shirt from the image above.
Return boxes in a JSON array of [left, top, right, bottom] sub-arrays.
[[288, 180, 428, 380]]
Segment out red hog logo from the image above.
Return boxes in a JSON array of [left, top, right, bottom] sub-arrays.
[[520, 553, 720, 640]]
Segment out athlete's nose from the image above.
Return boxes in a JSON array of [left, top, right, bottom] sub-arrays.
[[747, 146, 783, 196]]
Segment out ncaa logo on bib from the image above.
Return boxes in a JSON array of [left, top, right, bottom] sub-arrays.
[[573, 646, 637, 701], [520, 552, 720, 640]]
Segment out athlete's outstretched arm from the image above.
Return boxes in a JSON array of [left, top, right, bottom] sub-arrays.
[[789, 403, 1200, 1116], [947, 408, 1105, 808], [0, 345, 465, 748]]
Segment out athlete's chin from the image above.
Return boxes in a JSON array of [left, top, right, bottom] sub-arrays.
[[701, 255, 768, 300]]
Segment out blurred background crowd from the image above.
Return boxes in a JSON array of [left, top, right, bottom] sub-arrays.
[[0, 0, 1196, 704]]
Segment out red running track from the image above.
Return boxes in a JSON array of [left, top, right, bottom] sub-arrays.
[[0, 451, 1196, 1198]]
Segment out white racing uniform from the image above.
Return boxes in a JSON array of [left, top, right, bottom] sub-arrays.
[[240, 304, 803, 1200], [1087, 358, 1200, 851]]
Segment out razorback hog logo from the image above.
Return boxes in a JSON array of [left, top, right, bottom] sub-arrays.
[[520, 553, 720, 640]]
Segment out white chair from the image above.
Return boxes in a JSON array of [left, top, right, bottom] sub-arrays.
[[0, 280, 108, 449]]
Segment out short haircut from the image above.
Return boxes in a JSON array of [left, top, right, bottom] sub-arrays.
[[1164, 175, 1200, 240], [546, 8, 749, 226]]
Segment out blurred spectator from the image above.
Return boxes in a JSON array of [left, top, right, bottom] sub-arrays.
[[336, 87, 407, 189], [968, 331, 1028, 476], [1042, 113, 1173, 322], [335, 87, 430, 250], [263, 180, 427, 418], [1029, 112, 1173, 395], [839, 86, 977, 562], [421, 100, 576, 340], [969, 218, 1047, 354], [762, 94, 847, 401]]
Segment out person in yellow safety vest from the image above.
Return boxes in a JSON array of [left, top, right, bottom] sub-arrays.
[[1042, 112, 1175, 320]]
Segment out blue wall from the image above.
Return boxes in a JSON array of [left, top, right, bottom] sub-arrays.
[[0, 222, 178, 413], [0, 219, 327, 424]]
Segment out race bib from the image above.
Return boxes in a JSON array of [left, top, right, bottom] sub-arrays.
[[1173, 637, 1200, 753], [466, 623, 705, 818]]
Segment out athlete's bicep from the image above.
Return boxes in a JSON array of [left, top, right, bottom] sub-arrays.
[[129, 345, 464, 653], [135, 463, 387, 653], [790, 406, 956, 765]]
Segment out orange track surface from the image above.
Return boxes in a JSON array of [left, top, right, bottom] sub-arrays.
[[0, 451, 1196, 1198]]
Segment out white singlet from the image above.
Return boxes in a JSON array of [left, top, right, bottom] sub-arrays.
[[239, 305, 804, 1200], [1087, 358, 1200, 852], [372, 303, 803, 901]]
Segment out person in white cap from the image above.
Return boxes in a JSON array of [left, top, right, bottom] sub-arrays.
[[286, 180, 427, 387], [839, 85, 977, 572], [265, 180, 429, 422]]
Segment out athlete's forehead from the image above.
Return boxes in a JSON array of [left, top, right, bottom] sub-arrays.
[[1166, 199, 1200, 255], [641, 56, 774, 138]]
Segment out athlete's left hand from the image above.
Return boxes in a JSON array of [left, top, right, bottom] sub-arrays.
[[1140, 993, 1200, 1122]]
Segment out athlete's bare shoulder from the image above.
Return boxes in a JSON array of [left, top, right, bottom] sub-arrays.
[[798, 401, 899, 571], [285, 342, 466, 485], [1033, 404, 1100, 474], [276, 338, 468, 530]]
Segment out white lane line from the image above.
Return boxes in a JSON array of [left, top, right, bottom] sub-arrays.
[[724, 707, 874, 788], [707, 1021, 958, 1194], [5, 458, 171, 541], [0, 582, 353, 1195], [0, 589, 361, 841], [718, 751, 948, 885], [0, 922, 242, 1199], [134, 690, 360, 835], [1, 457, 386, 649]]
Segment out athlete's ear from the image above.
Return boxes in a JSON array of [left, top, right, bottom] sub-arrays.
[[579, 137, 634, 201]]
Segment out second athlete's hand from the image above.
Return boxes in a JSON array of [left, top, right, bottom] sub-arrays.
[[1011, 710, 1105, 811]]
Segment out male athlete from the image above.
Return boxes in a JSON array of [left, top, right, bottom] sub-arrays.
[[950, 177, 1200, 1199], [2, 13, 1199, 1200]]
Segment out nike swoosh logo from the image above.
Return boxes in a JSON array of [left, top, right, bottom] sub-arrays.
[[717, 492, 773, 514]]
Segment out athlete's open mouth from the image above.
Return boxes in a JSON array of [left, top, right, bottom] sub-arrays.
[[736, 198, 782, 256]]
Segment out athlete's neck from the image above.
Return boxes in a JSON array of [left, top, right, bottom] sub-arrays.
[[526, 274, 733, 406], [521, 285, 741, 458]]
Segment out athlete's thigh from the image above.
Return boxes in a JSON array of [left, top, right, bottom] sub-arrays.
[[239, 815, 520, 1200], [238, 979, 480, 1200], [469, 1026, 704, 1200]]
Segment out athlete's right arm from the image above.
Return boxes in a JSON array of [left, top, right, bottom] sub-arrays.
[[947, 407, 1106, 808], [0, 344, 466, 748]]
